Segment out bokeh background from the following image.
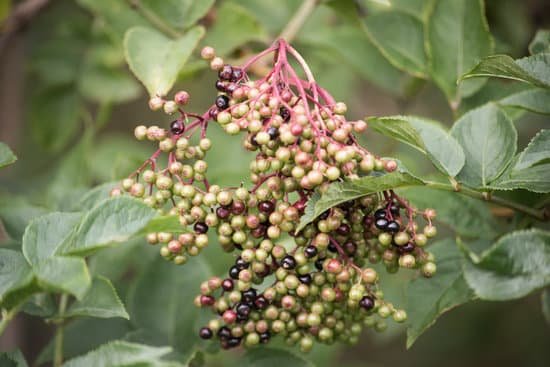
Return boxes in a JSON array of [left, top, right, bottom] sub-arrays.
[[0, 0, 549, 366]]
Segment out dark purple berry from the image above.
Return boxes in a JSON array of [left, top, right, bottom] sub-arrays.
[[315, 258, 325, 271], [215, 95, 230, 110], [267, 127, 279, 140], [215, 80, 227, 92], [225, 83, 238, 94], [235, 257, 249, 270], [359, 295, 375, 310], [386, 221, 400, 233], [400, 242, 415, 253], [222, 278, 234, 291], [327, 242, 337, 253], [231, 67, 243, 81], [375, 218, 389, 230], [319, 210, 330, 220], [216, 206, 231, 219], [259, 331, 271, 343], [304, 245, 318, 258], [280, 107, 290, 122], [254, 295, 268, 309], [199, 327, 213, 339], [242, 288, 257, 303], [218, 64, 233, 80], [281, 255, 297, 270], [251, 224, 267, 238], [217, 326, 231, 339], [236, 303, 251, 317], [194, 222, 208, 234], [336, 223, 351, 236], [229, 266, 240, 279], [344, 241, 357, 255], [374, 209, 387, 219], [226, 337, 241, 348], [231, 201, 246, 215], [258, 200, 275, 214], [298, 274, 312, 284], [170, 120, 184, 135], [390, 204, 400, 216]]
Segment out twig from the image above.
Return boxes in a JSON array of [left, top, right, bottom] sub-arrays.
[[0, 0, 51, 53], [278, 0, 319, 43], [53, 294, 68, 367]]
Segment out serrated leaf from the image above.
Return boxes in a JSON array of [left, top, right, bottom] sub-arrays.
[[140, 216, 186, 234], [297, 171, 424, 232], [34, 256, 91, 300], [202, 1, 268, 56], [78, 63, 141, 104], [451, 103, 517, 188], [65, 276, 128, 320], [124, 26, 204, 97], [22, 212, 82, 266], [406, 239, 475, 348], [73, 182, 118, 211], [367, 116, 426, 153], [490, 130, 550, 193], [368, 116, 465, 176], [463, 229, 550, 301], [0, 142, 17, 168], [140, 0, 215, 30], [529, 29, 550, 55], [62, 341, 175, 367], [0, 350, 28, 367], [460, 53, 550, 89], [362, 10, 427, 77], [499, 88, 550, 115], [426, 0, 494, 101], [127, 256, 212, 356], [0, 249, 34, 306], [65, 196, 157, 256], [401, 187, 498, 238], [242, 348, 315, 367]]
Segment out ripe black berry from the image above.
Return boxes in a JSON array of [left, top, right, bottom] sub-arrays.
[[242, 288, 257, 303], [170, 120, 184, 135], [215, 80, 227, 92], [315, 258, 325, 271], [390, 204, 400, 216], [222, 278, 234, 291], [298, 274, 312, 284], [226, 337, 241, 348], [199, 327, 213, 339], [215, 95, 230, 110], [194, 222, 209, 234], [400, 242, 415, 253], [231, 67, 243, 81], [280, 107, 290, 121], [236, 302, 251, 317], [304, 245, 318, 258], [258, 200, 275, 214], [259, 331, 271, 343], [319, 210, 330, 220], [375, 218, 389, 230], [217, 326, 231, 339], [218, 65, 233, 80], [386, 221, 399, 233], [267, 127, 279, 140], [281, 255, 297, 270], [374, 209, 387, 219], [229, 266, 240, 279], [336, 223, 350, 236], [359, 295, 375, 310], [254, 295, 268, 309]]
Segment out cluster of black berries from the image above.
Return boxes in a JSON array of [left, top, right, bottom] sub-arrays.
[[114, 40, 437, 352]]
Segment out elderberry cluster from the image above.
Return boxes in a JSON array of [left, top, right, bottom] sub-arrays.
[[114, 40, 438, 352]]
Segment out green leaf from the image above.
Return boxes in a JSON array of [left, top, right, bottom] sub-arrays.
[[242, 348, 315, 367], [463, 229, 550, 301], [297, 171, 424, 232], [426, 0, 494, 101], [28, 85, 81, 153], [141, 216, 186, 234], [78, 63, 141, 104], [127, 256, 212, 356], [124, 26, 204, 97], [0, 350, 28, 367], [368, 116, 465, 176], [529, 29, 550, 55], [65, 196, 157, 256], [202, 1, 268, 56], [460, 53, 550, 89], [490, 130, 550, 193], [34, 257, 91, 300], [73, 182, 118, 211], [498, 88, 550, 115], [140, 0, 215, 30], [65, 276, 128, 319], [62, 341, 176, 367], [451, 103, 517, 188], [400, 187, 498, 238], [0, 198, 49, 240], [21, 293, 56, 317], [542, 288, 550, 325], [367, 116, 426, 153], [0, 142, 17, 168], [0, 249, 34, 306], [406, 239, 475, 348], [22, 213, 82, 266]]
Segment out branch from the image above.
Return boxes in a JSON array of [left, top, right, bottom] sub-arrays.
[[0, 0, 51, 52], [424, 180, 549, 222]]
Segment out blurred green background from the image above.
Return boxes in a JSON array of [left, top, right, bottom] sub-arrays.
[[0, 0, 549, 366]]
